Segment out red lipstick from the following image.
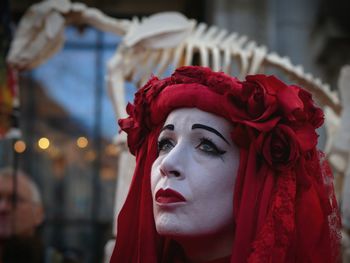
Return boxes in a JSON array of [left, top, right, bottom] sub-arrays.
[[155, 188, 186, 204]]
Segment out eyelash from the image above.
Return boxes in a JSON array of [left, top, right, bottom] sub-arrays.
[[196, 137, 226, 156], [157, 138, 174, 154], [157, 137, 226, 157]]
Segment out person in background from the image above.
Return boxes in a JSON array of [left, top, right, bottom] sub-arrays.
[[0, 167, 83, 263], [0, 167, 45, 263]]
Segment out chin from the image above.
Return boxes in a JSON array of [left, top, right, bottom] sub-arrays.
[[155, 221, 210, 239], [156, 221, 183, 237], [155, 217, 193, 238], [155, 214, 226, 238]]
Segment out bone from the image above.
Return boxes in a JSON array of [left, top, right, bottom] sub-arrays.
[[153, 48, 173, 77], [247, 45, 267, 74], [172, 42, 186, 68]]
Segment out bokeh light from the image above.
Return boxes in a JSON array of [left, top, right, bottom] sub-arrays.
[[14, 140, 26, 153], [77, 136, 88, 148], [38, 137, 50, 150]]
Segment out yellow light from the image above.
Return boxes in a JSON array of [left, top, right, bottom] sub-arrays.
[[38, 137, 50, 150], [14, 140, 26, 153], [77, 136, 88, 148]]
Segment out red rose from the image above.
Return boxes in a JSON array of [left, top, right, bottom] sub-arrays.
[[291, 123, 318, 152], [118, 76, 172, 155], [118, 103, 143, 155], [256, 123, 318, 170], [243, 75, 278, 119], [229, 75, 282, 132], [275, 84, 324, 128], [276, 84, 304, 121], [297, 88, 324, 128], [257, 124, 301, 171]]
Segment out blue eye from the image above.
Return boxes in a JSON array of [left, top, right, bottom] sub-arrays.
[[157, 138, 174, 153], [196, 138, 226, 156]]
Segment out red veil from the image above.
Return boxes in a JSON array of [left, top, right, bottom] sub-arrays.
[[110, 66, 341, 263]]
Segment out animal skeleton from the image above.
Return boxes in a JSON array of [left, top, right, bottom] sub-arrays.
[[7, 0, 344, 235], [7, 0, 341, 114]]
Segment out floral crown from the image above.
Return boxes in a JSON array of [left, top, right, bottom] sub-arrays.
[[119, 66, 324, 171]]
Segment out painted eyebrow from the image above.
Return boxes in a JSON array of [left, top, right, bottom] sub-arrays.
[[192, 124, 230, 145], [161, 124, 174, 132]]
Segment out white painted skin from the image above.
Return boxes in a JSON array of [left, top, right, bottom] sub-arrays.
[[151, 108, 239, 261]]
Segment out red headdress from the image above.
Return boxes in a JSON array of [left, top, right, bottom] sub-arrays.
[[110, 66, 341, 263]]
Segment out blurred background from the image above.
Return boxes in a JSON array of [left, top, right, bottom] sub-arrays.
[[1, 0, 350, 262]]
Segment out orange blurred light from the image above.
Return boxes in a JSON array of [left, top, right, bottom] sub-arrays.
[[77, 136, 88, 148], [105, 144, 120, 156], [14, 140, 26, 153]]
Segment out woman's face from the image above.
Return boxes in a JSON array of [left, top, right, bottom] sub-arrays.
[[151, 108, 239, 238]]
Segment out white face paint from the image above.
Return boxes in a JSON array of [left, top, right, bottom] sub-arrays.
[[151, 108, 239, 239]]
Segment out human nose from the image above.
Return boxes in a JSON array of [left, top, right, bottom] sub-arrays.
[[159, 144, 185, 179]]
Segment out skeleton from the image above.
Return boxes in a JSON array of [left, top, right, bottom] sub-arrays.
[[7, 0, 344, 244], [332, 67, 350, 212]]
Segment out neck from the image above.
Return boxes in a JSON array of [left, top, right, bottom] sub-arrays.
[[173, 228, 233, 263]]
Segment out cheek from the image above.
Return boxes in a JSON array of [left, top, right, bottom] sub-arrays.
[[150, 158, 162, 196], [219, 151, 239, 188], [193, 160, 237, 194], [189, 153, 238, 215], [188, 179, 235, 234], [14, 207, 33, 229]]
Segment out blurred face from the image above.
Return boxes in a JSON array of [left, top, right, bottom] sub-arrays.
[[151, 108, 239, 238], [0, 176, 43, 239]]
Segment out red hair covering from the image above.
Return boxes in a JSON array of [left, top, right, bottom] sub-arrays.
[[110, 66, 341, 263]]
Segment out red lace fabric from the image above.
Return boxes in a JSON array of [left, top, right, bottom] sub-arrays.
[[317, 152, 342, 262], [110, 66, 341, 263], [245, 151, 341, 263]]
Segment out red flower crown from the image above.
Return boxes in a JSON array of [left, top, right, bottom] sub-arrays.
[[119, 66, 324, 171]]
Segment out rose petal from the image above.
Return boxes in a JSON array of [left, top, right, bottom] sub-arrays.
[[243, 116, 281, 132], [242, 75, 279, 124], [262, 133, 273, 166], [310, 108, 324, 128], [118, 117, 134, 130], [125, 103, 134, 115], [293, 124, 318, 152], [260, 124, 301, 170], [254, 104, 278, 122], [248, 89, 264, 118], [246, 75, 279, 95], [277, 84, 304, 116]]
